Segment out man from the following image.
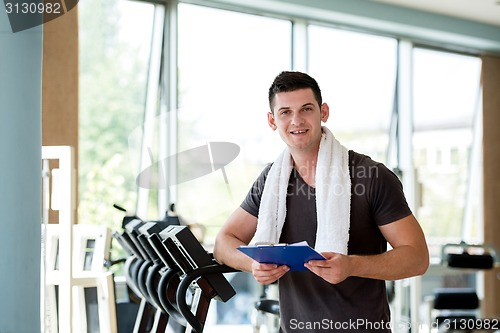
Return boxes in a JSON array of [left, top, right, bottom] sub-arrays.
[[214, 71, 428, 332]]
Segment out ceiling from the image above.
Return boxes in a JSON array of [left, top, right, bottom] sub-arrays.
[[369, 0, 500, 27]]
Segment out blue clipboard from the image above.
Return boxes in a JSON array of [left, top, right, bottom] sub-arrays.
[[237, 241, 326, 271]]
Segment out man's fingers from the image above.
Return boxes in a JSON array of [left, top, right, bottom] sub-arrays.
[[254, 263, 279, 270], [252, 263, 289, 284], [307, 259, 329, 267]]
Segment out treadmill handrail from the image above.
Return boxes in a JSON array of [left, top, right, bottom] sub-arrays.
[[176, 264, 238, 333]]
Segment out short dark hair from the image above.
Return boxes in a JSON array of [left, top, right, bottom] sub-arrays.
[[268, 71, 323, 113]]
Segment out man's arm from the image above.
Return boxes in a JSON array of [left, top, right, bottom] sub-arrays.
[[305, 214, 429, 284], [213, 207, 257, 272], [214, 207, 289, 284]]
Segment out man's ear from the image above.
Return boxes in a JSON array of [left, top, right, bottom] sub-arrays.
[[320, 103, 330, 123], [267, 112, 277, 130]]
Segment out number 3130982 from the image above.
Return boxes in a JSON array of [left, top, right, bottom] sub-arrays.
[[5, 2, 62, 14], [443, 318, 499, 330]]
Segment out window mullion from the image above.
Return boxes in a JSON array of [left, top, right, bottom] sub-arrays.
[[136, 3, 166, 219]]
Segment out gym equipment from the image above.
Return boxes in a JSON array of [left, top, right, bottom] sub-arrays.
[[157, 225, 237, 332], [124, 219, 158, 333], [112, 211, 173, 333], [120, 217, 185, 333], [432, 241, 499, 332], [149, 234, 188, 328], [441, 241, 498, 270], [115, 216, 237, 333], [252, 283, 279, 333]]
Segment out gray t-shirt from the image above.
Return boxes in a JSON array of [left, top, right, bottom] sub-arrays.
[[241, 151, 412, 332]]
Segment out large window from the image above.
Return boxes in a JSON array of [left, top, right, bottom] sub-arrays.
[[412, 48, 482, 331], [176, 3, 292, 242], [308, 25, 398, 164], [79, 0, 156, 228], [412, 48, 482, 254]]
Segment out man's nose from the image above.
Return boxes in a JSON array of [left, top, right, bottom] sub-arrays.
[[291, 111, 304, 125]]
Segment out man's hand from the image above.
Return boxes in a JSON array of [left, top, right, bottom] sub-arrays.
[[304, 252, 352, 284], [304, 215, 429, 284], [252, 261, 290, 285]]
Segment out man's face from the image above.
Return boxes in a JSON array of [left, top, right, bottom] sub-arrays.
[[268, 88, 329, 153]]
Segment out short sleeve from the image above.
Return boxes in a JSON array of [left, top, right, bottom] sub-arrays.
[[368, 163, 412, 226], [240, 164, 272, 217]]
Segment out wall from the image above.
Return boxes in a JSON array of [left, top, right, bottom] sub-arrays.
[[482, 54, 500, 318], [42, 5, 79, 224]]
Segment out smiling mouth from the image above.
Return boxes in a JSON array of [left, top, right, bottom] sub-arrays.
[[290, 130, 308, 134]]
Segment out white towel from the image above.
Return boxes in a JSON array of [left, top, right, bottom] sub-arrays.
[[253, 126, 351, 254]]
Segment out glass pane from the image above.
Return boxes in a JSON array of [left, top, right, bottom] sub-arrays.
[[412, 48, 481, 257], [79, 0, 155, 233], [177, 4, 292, 243], [308, 26, 397, 164]]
